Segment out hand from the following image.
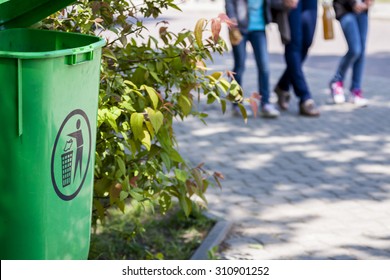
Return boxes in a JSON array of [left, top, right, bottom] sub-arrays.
[[283, 0, 298, 9], [365, 0, 375, 7], [353, 2, 368, 13]]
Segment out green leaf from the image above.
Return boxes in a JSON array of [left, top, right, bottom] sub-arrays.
[[147, 108, 164, 133], [120, 100, 135, 112], [208, 71, 222, 81], [218, 79, 230, 92], [175, 31, 190, 46], [116, 156, 126, 176], [145, 120, 155, 139], [141, 128, 151, 151], [161, 152, 172, 171], [141, 85, 159, 109], [207, 93, 216, 104], [156, 127, 173, 151], [94, 177, 111, 196], [132, 67, 147, 85], [167, 2, 182, 11], [158, 192, 172, 214], [174, 169, 189, 183], [238, 103, 247, 123], [119, 191, 129, 201], [130, 112, 145, 141], [179, 196, 192, 217], [156, 61, 163, 72], [97, 109, 105, 127], [221, 99, 227, 114], [93, 200, 106, 222], [150, 71, 162, 83], [129, 189, 144, 201], [192, 168, 204, 190], [128, 139, 138, 157], [102, 48, 117, 61], [121, 121, 130, 131], [106, 112, 119, 132], [110, 106, 121, 119], [168, 148, 183, 163], [123, 80, 137, 89], [194, 18, 206, 47], [178, 95, 192, 116], [117, 200, 125, 213]]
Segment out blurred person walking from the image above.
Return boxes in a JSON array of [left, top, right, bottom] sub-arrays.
[[329, 0, 374, 106], [273, 0, 320, 117], [226, 0, 280, 118]]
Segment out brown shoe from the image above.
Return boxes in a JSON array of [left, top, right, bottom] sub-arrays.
[[299, 99, 320, 117], [274, 86, 290, 111]]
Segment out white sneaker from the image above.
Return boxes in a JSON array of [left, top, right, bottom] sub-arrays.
[[350, 89, 368, 107], [330, 81, 345, 104], [261, 103, 280, 118]]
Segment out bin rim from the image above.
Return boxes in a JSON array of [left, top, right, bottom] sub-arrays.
[[0, 28, 106, 59]]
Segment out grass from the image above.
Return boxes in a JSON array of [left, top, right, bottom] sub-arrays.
[[88, 201, 215, 260]]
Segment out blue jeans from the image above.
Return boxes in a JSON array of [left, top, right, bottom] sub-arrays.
[[232, 30, 270, 105], [331, 12, 368, 91], [276, 0, 317, 103]]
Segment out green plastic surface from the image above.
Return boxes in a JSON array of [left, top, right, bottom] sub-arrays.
[[0, 28, 105, 259], [0, 0, 76, 29]]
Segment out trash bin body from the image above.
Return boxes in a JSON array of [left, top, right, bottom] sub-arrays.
[[0, 27, 105, 259]]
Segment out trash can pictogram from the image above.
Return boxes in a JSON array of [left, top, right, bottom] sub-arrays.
[[61, 151, 73, 188]]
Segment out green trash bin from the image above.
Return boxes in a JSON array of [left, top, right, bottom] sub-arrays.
[[0, 0, 105, 259]]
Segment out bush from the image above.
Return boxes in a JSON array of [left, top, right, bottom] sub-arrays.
[[40, 0, 243, 225]]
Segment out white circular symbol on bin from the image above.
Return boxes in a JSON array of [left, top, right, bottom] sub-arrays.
[[51, 109, 92, 201]]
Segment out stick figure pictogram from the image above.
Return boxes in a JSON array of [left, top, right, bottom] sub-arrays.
[[67, 119, 84, 181]]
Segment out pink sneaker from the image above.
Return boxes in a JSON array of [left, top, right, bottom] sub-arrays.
[[350, 89, 368, 107], [330, 81, 345, 104]]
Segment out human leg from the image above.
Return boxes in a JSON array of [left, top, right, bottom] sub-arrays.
[[275, 0, 319, 115], [232, 35, 248, 88], [248, 31, 270, 105], [275, 1, 317, 101], [283, 2, 312, 103], [350, 12, 368, 91], [330, 13, 363, 104], [248, 31, 279, 117], [331, 14, 362, 84], [349, 12, 368, 107], [231, 35, 247, 115], [301, 0, 317, 63]]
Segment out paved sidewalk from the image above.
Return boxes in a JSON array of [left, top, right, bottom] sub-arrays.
[[175, 68, 390, 260], [171, 1, 390, 259]]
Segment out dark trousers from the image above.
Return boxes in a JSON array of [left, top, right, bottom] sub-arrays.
[[276, 0, 317, 103], [232, 30, 270, 105]]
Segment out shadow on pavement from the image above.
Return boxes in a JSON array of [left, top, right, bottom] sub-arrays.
[[174, 50, 390, 259]]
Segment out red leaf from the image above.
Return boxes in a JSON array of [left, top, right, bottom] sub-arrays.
[[218, 13, 237, 28], [159, 26, 168, 36], [249, 92, 261, 118], [226, 70, 236, 80], [129, 176, 138, 188], [211, 18, 222, 43], [213, 171, 225, 180]]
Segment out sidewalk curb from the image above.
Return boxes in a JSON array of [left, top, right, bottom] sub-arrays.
[[191, 212, 232, 260]]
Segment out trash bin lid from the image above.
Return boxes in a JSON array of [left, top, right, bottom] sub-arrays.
[[0, 0, 75, 30]]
